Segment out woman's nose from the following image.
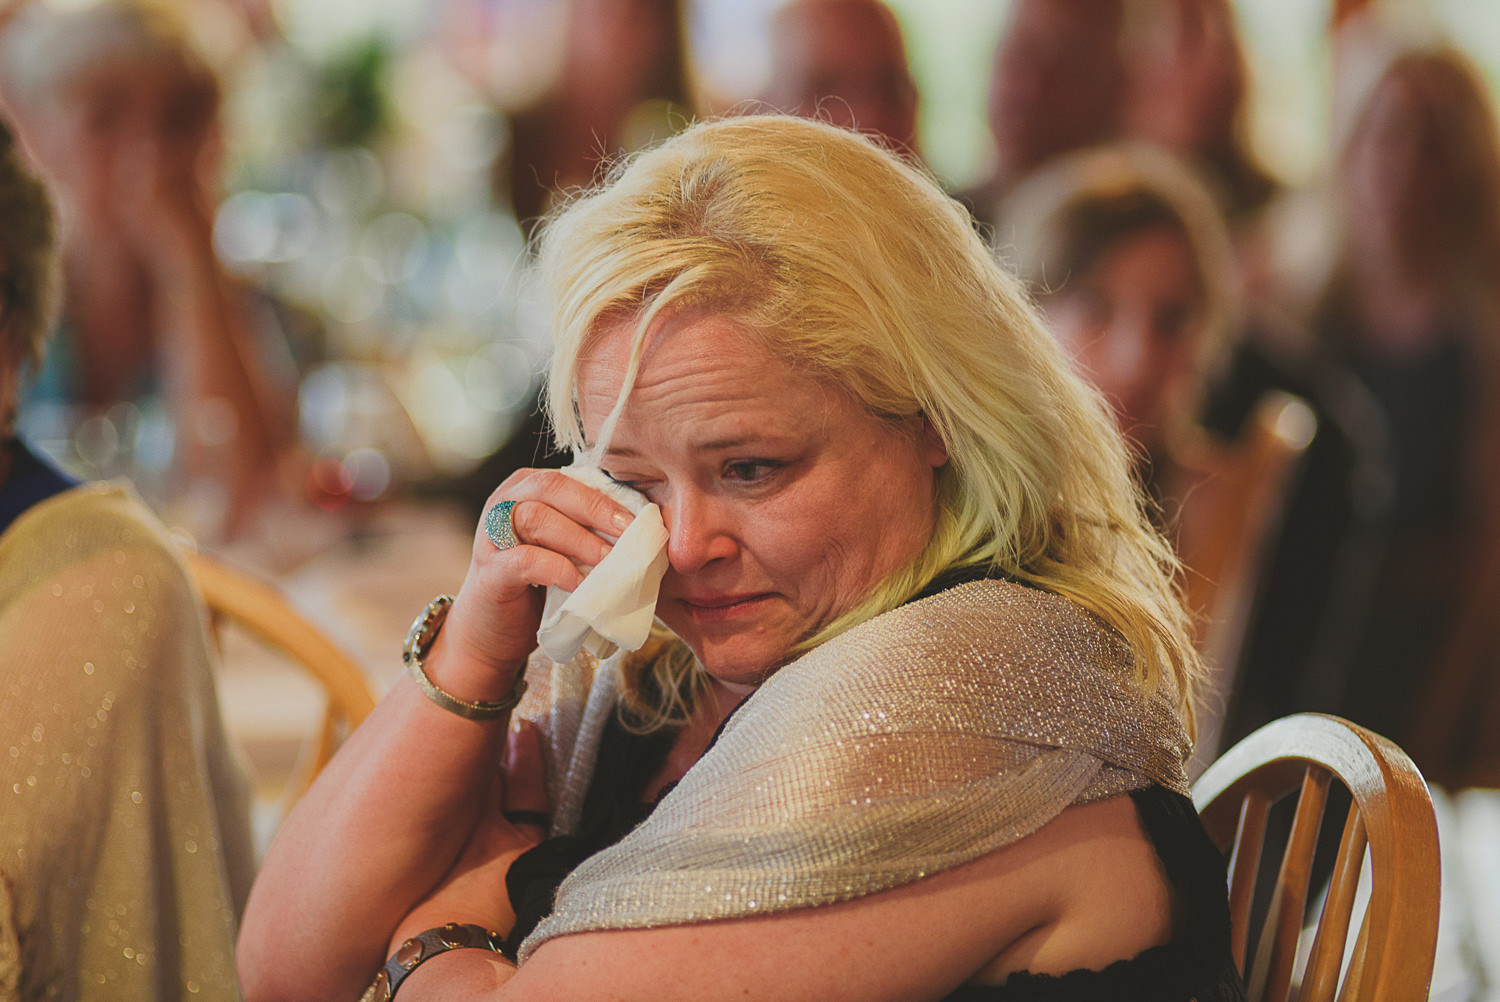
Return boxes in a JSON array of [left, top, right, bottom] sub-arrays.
[[661, 490, 738, 573]]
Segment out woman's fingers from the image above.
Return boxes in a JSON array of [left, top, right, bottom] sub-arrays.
[[501, 720, 550, 837], [436, 468, 637, 682], [501, 499, 616, 572], [482, 469, 634, 549]]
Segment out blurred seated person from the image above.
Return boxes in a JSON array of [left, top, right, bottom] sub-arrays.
[[238, 116, 1242, 1002], [964, 0, 1127, 230], [489, 0, 693, 233], [999, 145, 1304, 758], [0, 0, 298, 539], [1000, 145, 1239, 526], [756, 0, 920, 155], [1124, 0, 1278, 226], [1142, 10, 1396, 749], [1305, 45, 1500, 772], [0, 113, 255, 1002]]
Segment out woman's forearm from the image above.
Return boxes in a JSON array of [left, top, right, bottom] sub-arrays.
[[237, 670, 512, 1002], [393, 948, 519, 1000], [241, 471, 628, 1001]]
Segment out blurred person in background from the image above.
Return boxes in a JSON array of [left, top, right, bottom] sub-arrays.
[[999, 146, 1236, 511], [0, 0, 298, 539], [965, 0, 1127, 230], [999, 146, 1249, 638], [1124, 0, 1277, 226], [1304, 46, 1500, 774], [756, 0, 920, 156], [0, 111, 255, 1002], [999, 144, 1321, 761], [1122, 0, 1393, 752], [495, 0, 693, 234]]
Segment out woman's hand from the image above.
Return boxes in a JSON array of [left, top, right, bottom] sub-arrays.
[[423, 469, 636, 699], [388, 719, 551, 947]]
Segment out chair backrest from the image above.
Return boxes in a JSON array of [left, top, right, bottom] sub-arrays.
[[1175, 391, 1317, 769], [183, 550, 378, 813], [1192, 713, 1441, 1002]]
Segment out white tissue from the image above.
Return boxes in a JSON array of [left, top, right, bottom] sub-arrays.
[[535, 465, 670, 663]]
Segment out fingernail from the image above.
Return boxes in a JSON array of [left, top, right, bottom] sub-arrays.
[[613, 510, 632, 530]]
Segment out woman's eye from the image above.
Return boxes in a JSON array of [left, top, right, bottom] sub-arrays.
[[602, 470, 645, 491], [724, 460, 781, 483]]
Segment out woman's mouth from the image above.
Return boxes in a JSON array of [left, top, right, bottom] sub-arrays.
[[675, 593, 775, 622]]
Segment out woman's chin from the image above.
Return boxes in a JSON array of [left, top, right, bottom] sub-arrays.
[[678, 636, 793, 692]]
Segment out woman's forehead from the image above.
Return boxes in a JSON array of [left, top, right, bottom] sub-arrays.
[[574, 312, 828, 439], [579, 311, 762, 388]]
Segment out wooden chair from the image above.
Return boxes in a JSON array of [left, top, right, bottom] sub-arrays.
[[1193, 713, 1441, 1002], [183, 550, 378, 815]]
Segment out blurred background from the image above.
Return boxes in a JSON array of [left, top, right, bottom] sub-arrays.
[[2, 0, 1488, 516], [2, 0, 1494, 522]]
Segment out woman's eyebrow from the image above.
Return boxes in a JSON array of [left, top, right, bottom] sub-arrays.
[[604, 435, 785, 461]]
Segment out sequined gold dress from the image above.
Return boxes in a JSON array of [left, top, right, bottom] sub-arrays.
[[0, 483, 255, 1002]]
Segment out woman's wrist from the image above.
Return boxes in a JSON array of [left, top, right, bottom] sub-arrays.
[[379, 943, 517, 1000], [363, 924, 515, 1001], [388, 846, 530, 953], [417, 596, 532, 704]]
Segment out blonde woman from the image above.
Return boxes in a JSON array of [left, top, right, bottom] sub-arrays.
[[240, 116, 1242, 1002]]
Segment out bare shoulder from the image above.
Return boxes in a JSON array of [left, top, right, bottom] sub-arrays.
[[503, 794, 1171, 1002]]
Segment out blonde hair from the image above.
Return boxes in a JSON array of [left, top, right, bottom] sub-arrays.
[[538, 115, 1202, 733]]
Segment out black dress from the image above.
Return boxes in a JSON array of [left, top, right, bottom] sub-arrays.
[[0, 437, 78, 534], [504, 572, 1246, 1001]]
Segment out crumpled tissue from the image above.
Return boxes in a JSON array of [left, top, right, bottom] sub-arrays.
[[535, 464, 669, 663]]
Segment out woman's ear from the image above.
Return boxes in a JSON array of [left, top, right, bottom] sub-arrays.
[[919, 414, 949, 468]]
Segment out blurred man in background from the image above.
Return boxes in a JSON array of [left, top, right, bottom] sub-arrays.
[[758, 0, 920, 156], [967, 0, 1127, 228]]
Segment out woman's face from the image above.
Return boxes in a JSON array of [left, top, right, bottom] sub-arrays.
[[1042, 223, 1205, 444], [577, 311, 947, 688], [37, 57, 217, 232]]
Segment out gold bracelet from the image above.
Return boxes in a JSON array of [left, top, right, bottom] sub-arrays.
[[402, 595, 527, 721]]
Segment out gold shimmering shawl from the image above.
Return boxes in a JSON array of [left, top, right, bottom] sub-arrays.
[[517, 579, 1191, 962], [0, 484, 255, 1002]]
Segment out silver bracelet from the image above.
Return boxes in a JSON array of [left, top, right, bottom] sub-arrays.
[[363, 923, 506, 1000]]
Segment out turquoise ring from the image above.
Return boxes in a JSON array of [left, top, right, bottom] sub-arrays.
[[484, 499, 518, 550]]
